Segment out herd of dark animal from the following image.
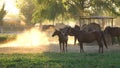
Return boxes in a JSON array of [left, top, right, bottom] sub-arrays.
[[52, 23, 120, 53]]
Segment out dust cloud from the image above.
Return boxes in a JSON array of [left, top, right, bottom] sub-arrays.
[[1, 27, 50, 47]]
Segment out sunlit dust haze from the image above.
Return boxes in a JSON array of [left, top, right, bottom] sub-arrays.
[[0, 27, 50, 48], [0, 0, 19, 15]]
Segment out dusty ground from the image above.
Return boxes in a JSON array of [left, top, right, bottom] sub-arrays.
[[0, 43, 120, 54], [0, 27, 120, 54]]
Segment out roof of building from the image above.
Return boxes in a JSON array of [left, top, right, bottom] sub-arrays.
[[79, 16, 115, 19]]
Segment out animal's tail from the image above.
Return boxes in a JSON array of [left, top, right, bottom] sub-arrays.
[[101, 31, 108, 49]]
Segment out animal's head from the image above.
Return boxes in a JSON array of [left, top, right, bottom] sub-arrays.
[[74, 25, 80, 30], [52, 28, 68, 38], [104, 26, 111, 34], [52, 29, 60, 37], [67, 27, 77, 35]]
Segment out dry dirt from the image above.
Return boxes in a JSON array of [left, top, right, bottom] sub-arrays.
[[0, 27, 120, 54], [0, 43, 120, 54]]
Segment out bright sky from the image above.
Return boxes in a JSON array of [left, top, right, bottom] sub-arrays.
[[0, 0, 19, 15]]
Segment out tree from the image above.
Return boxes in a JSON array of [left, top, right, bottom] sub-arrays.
[[0, 3, 6, 25], [17, 0, 120, 25], [89, 0, 120, 16], [32, 0, 66, 24], [16, 0, 35, 23], [65, 0, 92, 19], [0, 4, 7, 33]]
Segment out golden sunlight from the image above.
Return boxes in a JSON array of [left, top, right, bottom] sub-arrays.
[[0, 27, 50, 48], [1, 0, 19, 15]]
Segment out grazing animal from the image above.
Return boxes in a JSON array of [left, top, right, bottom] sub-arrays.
[[41, 25, 54, 31], [81, 22, 101, 32], [104, 26, 120, 45], [73, 25, 80, 45], [68, 27, 108, 53], [52, 29, 68, 52], [60, 25, 80, 45]]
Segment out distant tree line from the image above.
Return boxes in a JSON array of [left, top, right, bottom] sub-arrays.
[[0, 4, 7, 33], [16, 0, 120, 24], [0, 4, 6, 26]]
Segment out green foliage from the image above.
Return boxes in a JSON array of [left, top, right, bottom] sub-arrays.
[[0, 3, 7, 25], [17, 0, 120, 24], [16, 0, 35, 23], [0, 52, 120, 68], [0, 34, 16, 43], [90, 0, 120, 16], [65, 0, 91, 16], [32, 0, 66, 23]]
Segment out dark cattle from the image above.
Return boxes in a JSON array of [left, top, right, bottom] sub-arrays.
[[52, 29, 68, 52], [104, 26, 120, 45], [68, 27, 108, 53]]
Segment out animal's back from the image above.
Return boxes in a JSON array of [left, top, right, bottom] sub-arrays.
[[77, 31, 98, 43]]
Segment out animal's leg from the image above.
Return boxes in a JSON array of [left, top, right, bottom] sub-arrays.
[[111, 37, 114, 45], [59, 42, 62, 52], [63, 43, 65, 52], [74, 37, 77, 45], [99, 45, 103, 53], [101, 45, 103, 53], [117, 36, 120, 45], [99, 46, 100, 53], [97, 41, 103, 53], [65, 41, 68, 52], [80, 43, 84, 53], [101, 32, 108, 48]]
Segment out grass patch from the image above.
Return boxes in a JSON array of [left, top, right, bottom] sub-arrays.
[[0, 34, 16, 43], [0, 52, 120, 68]]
